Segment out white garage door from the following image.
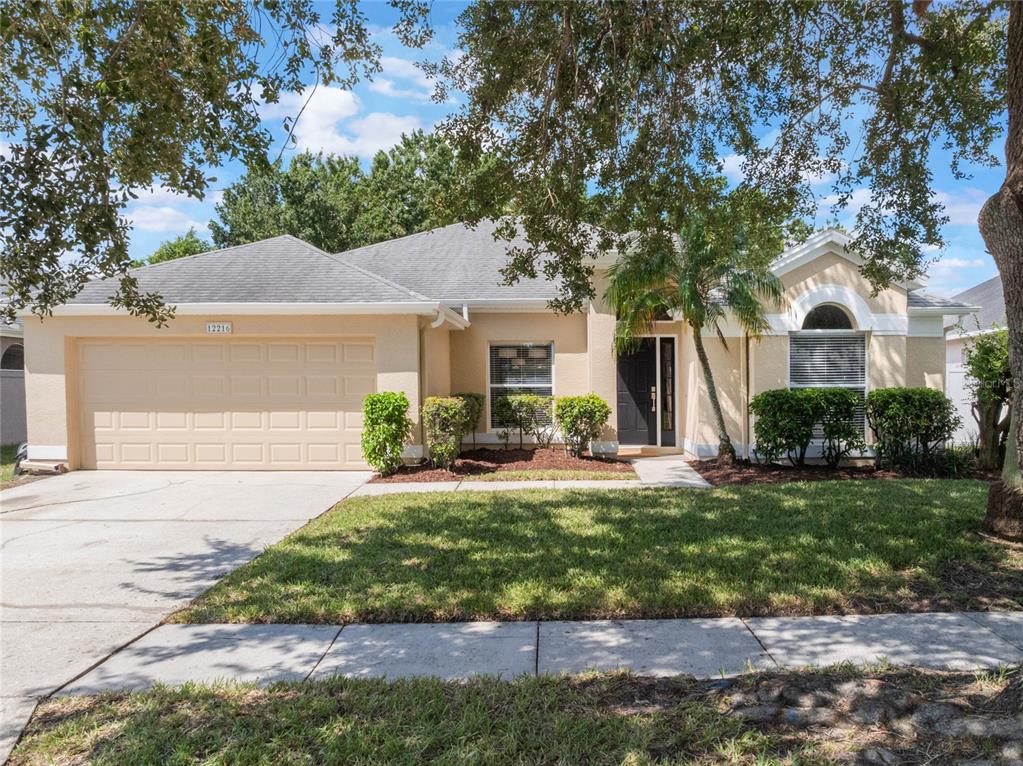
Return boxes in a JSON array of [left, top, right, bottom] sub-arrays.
[[77, 338, 375, 469]]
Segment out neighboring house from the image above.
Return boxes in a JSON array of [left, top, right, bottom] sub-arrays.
[[945, 275, 1005, 444], [1, 318, 27, 445], [20, 224, 976, 471]]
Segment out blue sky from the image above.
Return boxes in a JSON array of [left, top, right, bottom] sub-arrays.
[[124, 1, 1005, 298]]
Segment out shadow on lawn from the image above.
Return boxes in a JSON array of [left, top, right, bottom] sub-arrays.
[[181, 480, 1022, 623]]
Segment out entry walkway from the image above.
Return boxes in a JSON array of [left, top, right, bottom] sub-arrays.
[[351, 454, 710, 496], [58, 611, 1023, 694]]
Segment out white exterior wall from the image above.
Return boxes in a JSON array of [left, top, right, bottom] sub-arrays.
[[946, 336, 975, 445]]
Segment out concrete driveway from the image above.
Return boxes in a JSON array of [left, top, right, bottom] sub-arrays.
[[0, 470, 370, 761]]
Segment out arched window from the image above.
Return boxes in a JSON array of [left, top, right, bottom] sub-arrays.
[[802, 304, 854, 330], [1, 343, 24, 370]]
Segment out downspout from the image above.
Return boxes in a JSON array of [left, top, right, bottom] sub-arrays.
[[742, 333, 751, 461]]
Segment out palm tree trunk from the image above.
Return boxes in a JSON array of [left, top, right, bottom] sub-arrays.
[[693, 327, 736, 462]]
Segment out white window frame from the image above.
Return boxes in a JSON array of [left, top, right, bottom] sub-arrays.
[[486, 342, 555, 431]]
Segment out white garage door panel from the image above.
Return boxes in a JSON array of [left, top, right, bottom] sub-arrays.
[[78, 338, 375, 469]]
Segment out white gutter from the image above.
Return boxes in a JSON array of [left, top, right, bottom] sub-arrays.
[[908, 304, 980, 317], [25, 301, 471, 328]]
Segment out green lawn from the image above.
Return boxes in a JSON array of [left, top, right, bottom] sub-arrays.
[[1, 443, 20, 483], [7, 675, 817, 766], [469, 468, 638, 481], [176, 480, 1019, 624]]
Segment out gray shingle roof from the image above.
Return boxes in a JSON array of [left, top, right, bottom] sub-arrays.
[[337, 220, 561, 303], [945, 275, 1004, 331], [907, 291, 976, 310], [71, 235, 431, 305]]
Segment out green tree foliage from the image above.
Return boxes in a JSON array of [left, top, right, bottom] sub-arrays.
[[210, 132, 465, 253], [1, 0, 429, 324], [353, 131, 462, 244], [963, 328, 1012, 469], [141, 229, 212, 267], [605, 197, 784, 461], [210, 153, 365, 252], [438, 1, 1007, 309]]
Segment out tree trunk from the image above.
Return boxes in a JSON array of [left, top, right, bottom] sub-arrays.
[[974, 400, 1006, 471], [981, 1, 1023, 536], [693, 327, 736, 462]]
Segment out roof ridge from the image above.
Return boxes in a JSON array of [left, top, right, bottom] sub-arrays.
[[128, 234, 296, 272], [334, 222, 466, 259], [290, 237, 437, 303]]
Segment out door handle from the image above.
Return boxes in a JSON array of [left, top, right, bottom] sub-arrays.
[[650, 386, 656, 406]]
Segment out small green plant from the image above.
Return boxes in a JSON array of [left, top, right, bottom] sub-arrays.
[[555, 394, 612, 457], [865, 387, 962, 473], [361, 392, 412, 476], [454, 392, 485, 450], [422, 396, 469, 470], [497, 429, 511, 450]]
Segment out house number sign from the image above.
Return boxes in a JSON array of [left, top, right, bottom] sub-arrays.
[[206, 322, 233, 334]]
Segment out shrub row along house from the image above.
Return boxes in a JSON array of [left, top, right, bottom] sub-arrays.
[[20, 223, 976, 471]]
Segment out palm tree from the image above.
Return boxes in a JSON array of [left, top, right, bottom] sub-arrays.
[[605, 221, 783, 462]]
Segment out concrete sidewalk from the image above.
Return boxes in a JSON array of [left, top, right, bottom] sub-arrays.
[[59, 611, 1023, 695], [351, 454, 710, 496]]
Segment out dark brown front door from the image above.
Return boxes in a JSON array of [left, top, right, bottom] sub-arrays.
[[616, 338, 657, 445]]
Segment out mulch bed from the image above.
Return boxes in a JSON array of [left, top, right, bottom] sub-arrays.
[[691, 457, 1000, 487], [372, 447, 635, 483]]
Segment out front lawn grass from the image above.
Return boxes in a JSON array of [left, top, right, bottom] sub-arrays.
[[6, 675, 817, 765], [175, 480, 1019, 624]]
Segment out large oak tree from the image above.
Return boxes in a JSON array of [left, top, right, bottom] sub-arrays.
[[438, 0, 1019, 516]]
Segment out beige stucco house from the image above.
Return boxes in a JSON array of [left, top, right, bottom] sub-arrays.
[[20, 223, 975, 471]]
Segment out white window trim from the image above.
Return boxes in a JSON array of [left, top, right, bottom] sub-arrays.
[[485, 341, 555, 433]]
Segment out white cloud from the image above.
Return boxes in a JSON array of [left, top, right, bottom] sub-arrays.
[[921, 249, 994, 297], [720, 153, 745, 181], [261, 85, 421, 157], [820, 187, 873, 218], [933, 188, 988, 227], [127, 205, 208, 233], [327, 112, 423, 156]]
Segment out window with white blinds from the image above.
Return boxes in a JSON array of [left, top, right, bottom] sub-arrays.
[[489, 344, 553, 428], [789, 332, 867, 436]]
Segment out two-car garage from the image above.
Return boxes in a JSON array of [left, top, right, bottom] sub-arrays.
[[76, 337, 376, 470]]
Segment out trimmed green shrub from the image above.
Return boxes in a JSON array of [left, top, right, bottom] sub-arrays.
[[514, 394, 555, 448], [453, 392, 485, 450], [492, 396, 527, 448], [361, 392, 412, 476], [494, 394, 554, 448], [750, 387, 865, 467], [555, 394, 612, 457], [865, 387, 961, 472], [817, 388, 866, 467], [749, 388, 820, 465], [422, 396, 469, 470]]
